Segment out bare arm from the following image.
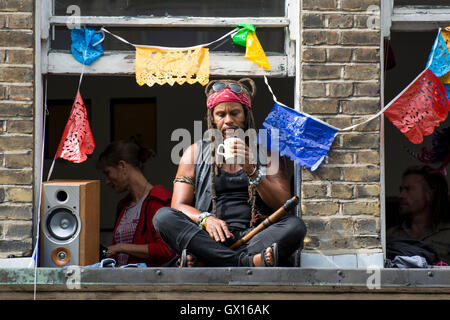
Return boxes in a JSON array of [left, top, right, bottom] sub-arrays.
[[254, 155, 291, 210], [171, 143, 202, 221], [172, 143, 234, 242], [106, 243, 149, 259]]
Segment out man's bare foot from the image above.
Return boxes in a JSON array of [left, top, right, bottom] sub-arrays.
[[178, 252, 205, 267], [252, 246, 274, 267], [185, 254, 196, 267]]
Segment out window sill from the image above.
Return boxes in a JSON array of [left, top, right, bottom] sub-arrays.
[[1, 267, 450, 299]]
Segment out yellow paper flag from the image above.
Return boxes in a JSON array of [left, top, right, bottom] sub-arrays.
[[245, 32, 271, 70], [439, 28, 450, 84], [135, 46, 210, 87]]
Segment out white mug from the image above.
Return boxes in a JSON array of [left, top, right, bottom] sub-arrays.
[[217, 137, 241, 163]]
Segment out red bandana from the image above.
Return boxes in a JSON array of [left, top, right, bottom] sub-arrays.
[[206, 88, 252, 109]]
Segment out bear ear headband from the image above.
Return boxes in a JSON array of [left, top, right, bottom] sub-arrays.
[[237, 77, 257, 99], [204, 78, 256, 99]]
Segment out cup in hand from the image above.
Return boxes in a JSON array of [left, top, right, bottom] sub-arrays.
[[217, 137, 241, 164]]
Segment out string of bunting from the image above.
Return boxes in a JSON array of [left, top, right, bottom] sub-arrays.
[[59, 25, 450, 174], [260, 27, 450, 171]]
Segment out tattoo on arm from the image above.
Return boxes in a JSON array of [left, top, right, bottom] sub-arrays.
[[173, 176, 195, 187]]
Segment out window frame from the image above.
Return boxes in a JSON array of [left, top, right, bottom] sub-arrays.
[[33, 0, 300, 257], [42, 1, 298, 77], [32, 1, 450, 276], [385, 2, 450, 34]]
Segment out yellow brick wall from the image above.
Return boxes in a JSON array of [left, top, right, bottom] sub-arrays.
[[300, 0, 382, 254], [0, 0, 34, 258]]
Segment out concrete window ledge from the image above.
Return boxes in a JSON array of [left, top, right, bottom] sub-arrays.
[[1, 267, 450, 300]]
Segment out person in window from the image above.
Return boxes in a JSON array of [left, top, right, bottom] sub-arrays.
[[386, 165, 450, 264], [153, 78, 306, 267], [97, 139, 175, 267]]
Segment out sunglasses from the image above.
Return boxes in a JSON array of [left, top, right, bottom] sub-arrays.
[[212, 82, 243, 94]]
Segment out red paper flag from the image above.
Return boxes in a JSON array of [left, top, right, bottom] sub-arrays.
[[55, 91, 95, 163], [384, 68, 450, 144]]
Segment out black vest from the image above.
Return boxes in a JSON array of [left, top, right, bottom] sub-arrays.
[[193, 139, 267, 213]]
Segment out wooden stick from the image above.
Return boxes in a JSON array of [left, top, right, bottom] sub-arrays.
[[229, 196, 299, 250]]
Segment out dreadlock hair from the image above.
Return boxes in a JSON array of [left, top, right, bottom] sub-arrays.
[[204, 78, 259, 224], [402, 165, 449, 226]]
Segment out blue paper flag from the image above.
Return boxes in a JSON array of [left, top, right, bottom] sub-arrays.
[[70, 27, 104, 65], [259, 103, 338, 171], [427, 31, 450, 77]]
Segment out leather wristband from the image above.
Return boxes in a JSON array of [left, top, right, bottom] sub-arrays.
[[249, 168, 264, 187], [197, 212, 214, 225]]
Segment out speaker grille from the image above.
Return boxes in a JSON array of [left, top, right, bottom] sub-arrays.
[[46, 208, 79, 241]]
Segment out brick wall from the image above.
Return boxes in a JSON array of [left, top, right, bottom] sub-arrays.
[[0, 0, 34, 258], [300, 0, 382, 255]]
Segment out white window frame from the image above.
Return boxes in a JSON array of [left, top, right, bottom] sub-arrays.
[[383, 2, 450, 35], [42, 1, 298, 77], [33, 0, 300, 246]]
